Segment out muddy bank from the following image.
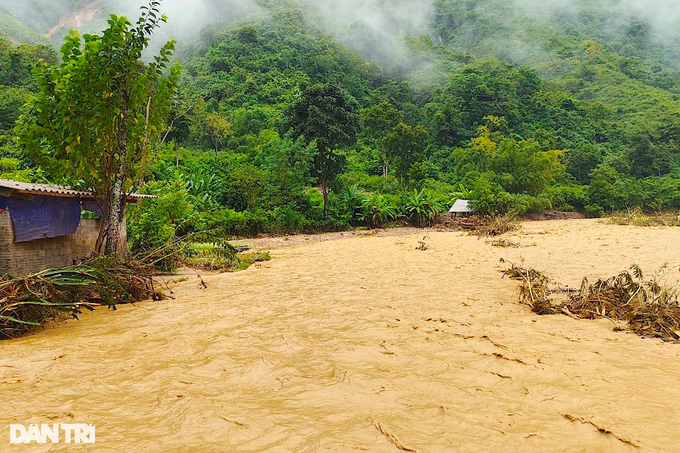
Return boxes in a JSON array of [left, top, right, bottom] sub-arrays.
[[1, 219, 680, 451]]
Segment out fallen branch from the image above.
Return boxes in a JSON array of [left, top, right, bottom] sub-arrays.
[[560, 413, 640, 449], [373, 421, 418, 452]]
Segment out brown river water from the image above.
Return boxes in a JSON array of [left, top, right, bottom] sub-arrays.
[[1, 219, 680, 452]]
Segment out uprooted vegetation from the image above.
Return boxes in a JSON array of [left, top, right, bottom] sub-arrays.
[[486, 238, 522, 248], [134, 233, 271, 273], [605, 207, 680, 227], [435, 214, 521, 237], [0, 258, 162, 339], [1, 235, 270, 339], [502, 261, 680, 341], [185, 244, 271, 272]]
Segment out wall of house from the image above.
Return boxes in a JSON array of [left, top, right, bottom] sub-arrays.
[[0, 210, 100, 275]]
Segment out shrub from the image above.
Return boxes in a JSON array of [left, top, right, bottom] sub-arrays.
[[340, 184, 367, 226], [468, 176, 515, 216], [403, 189, 442, 227], [585, 204, 605, 218], [127, 183, 197, 270], [361, 193, 398, 228], [512, 194, 552, 216], [548, 184, 588, 211]]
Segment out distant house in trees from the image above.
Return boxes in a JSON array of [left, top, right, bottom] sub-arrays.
[[0, 179, 153, 274], [449, 199, 474, 216]]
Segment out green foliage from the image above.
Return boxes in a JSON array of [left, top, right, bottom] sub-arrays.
[[585, 204, 605, 219], [0, 86, 32, 131], [127, 181, 196, 267], [467, 174, 515, 216], [183, 12, 379, 113], [0, 39, 55, 89], [383, 122, 429, 180], [7, 0, 680, 256], [19, 2, 181, 255], [0, 12, 52, 46], [360, 193, 398, 228], [341, 184, 366, 226], [403, 189, 442, 227], [361, 102, 403, 176], [284, 83, 361, 219], [451, 121, 564, 213], [548, 184, 588, 212], [588, 165, 625, 211], [0, 39, 56, 161]]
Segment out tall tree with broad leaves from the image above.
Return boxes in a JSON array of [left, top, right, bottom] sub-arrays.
[[383, 122, 429, 180], [284, 83, 360, 219], [361, 102, 403, 178], [19, 1, 181, 257]]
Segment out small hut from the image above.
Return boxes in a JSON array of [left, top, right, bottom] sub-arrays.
[[449, 199, 474, 216], [0, 179, 153, 274]]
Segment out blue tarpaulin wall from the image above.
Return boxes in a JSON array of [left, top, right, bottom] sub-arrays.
[[0, 195, 81, 243], [81, 199, 104, 218]]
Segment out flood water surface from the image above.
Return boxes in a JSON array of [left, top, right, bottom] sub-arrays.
[[2, 220, 680, 452]]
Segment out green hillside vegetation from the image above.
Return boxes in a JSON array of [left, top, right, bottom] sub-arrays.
[[3, 0, 680, 257], [0, 38, 54, 180], [0, 12, 52, 46], [0, 0, 88, 34]]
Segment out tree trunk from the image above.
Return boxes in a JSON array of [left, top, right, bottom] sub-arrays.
[[94, 214, 108, 256], [321, 178, 329, 221], [105, 97, 129, 258], [104, 173, 128, 258]]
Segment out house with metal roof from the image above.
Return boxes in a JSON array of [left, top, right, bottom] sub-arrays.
[[449, 199, 474, 216], [0, 179, 152, 274]]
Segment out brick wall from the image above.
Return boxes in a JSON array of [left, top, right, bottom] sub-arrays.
[[0, 210, 100, 275]]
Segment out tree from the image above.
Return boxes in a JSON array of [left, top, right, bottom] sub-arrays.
[[258, 133, 313, 209], [284, 83, 360, 219], [588, 165, 623, 211], [0, 87, 33, 132], [491, 138, 563, 195], [383, 123, 429, 180], [566, 144, 605, 184], [20, 1, 181, 257], [627, 132, 672, 178], [361, 102, 403, 177], [455, 121, 563, 195], [202, 111, 233, 155]]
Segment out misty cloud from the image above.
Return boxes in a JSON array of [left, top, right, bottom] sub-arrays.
[[300, 0, 435, 73], [512, 0, 680, 39], [0, 0, 260, 43], [6, 0, 680, 71], [620, 0, 680, 36], [111, 0, 260, 43]]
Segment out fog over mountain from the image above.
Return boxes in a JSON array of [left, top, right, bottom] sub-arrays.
[[510, 0, 680, 38], [3, 0, 680, 68]]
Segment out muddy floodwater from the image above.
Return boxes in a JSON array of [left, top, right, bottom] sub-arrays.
[[2, 219, 680, 452]]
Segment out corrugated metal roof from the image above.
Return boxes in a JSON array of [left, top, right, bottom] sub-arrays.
[[0, 179, 156, 200], [449, 199, 474, 213]]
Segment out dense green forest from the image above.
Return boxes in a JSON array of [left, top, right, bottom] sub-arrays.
[[3, 0, 680, 253]]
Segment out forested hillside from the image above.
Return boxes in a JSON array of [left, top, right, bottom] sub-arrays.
[[3, 0, 680, 250]]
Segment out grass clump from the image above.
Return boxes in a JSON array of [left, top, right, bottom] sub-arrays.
[[184, 241, 271, 272], [606, 207, 680, 227]]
